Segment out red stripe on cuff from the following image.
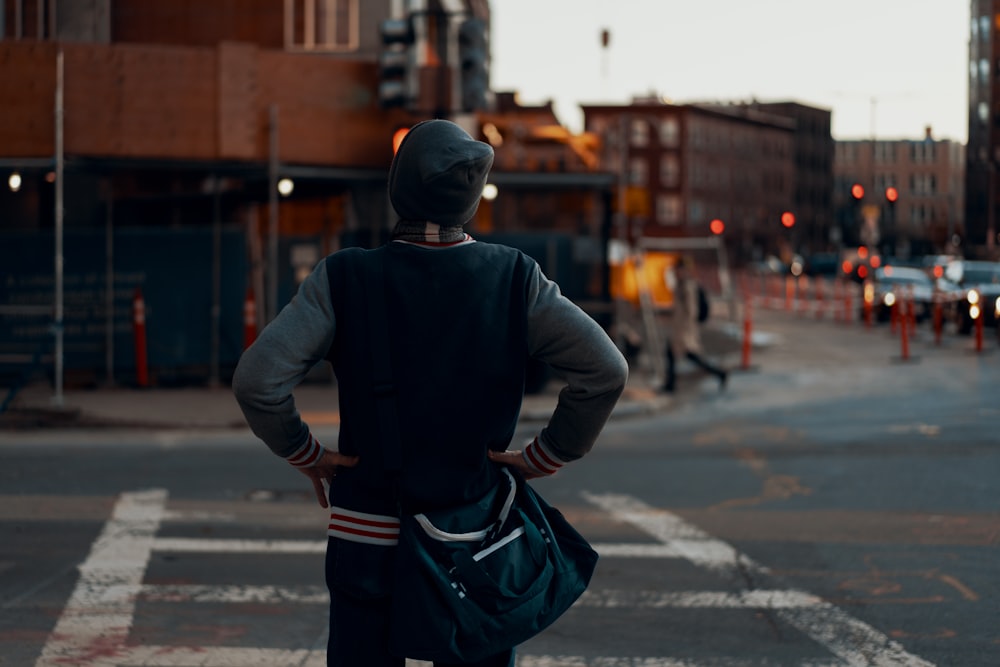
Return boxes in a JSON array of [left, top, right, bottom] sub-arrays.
[[524, 442, 559, 475]]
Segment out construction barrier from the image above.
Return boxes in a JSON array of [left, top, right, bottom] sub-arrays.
[[741, 298, 753, 370], [132, 287, 149, 388], [243, 286, 258, 351]]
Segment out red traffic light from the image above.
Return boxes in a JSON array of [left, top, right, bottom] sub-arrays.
[[851, 183, 865, 200], [780, 211, 795, 228], [710, 218, 725, 235], [885, 186, 898, 203], [392, 127, 410, 154]]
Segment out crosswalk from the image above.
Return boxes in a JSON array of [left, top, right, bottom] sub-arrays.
[[33, 489, 935, 667]]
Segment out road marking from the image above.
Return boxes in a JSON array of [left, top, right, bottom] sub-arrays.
[[582, 492, 936, 667], [35, 488, 167, 667], [517, 659, 844, 667], [34, 489, 937, 666], [152, 536, 681, 558]]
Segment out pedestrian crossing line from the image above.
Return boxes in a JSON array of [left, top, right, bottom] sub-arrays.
[[516, 659, 846, 667], [582, 492, 935, 667], [34, 489, 167, 667], [132, 584, 822, 611], [34, 488, 937, 667], [152, 536, 682, 558]]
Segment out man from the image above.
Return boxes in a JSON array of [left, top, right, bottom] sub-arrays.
[[661, 256, 727, 393], [232, 119, 628, 666]]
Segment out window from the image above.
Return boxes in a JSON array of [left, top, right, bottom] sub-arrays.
[[656, 194, 683, 225], [628, 157, 648, 186], [981, 58, 991, 84], [285, 0, 358, 51], [629, 119, 649, 147], [660, 154, 680, 187], [659, 117, 680, 148]]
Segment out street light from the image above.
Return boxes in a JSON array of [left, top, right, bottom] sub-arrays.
[[8, 171, 21, 192]]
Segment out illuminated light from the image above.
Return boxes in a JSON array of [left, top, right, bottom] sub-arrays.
[[883, 265, 893, 276], [709, 218, 725, 235], [482, 183, 498, 201], [968, 289, 980, 305], [790, 259, 803, 276], [482, 122, 504, 147], [842, 260, 854, 275], [277, 178, 294, 196], [45, 171, 56, 184], [858, 265, 869, 279], [8, 172, 21, 192], [884, 292, 896, 307], [870, 256, 881, 268], [392, 127, 410, 154], [858, 246, 869, 259], [885, 186, 899, 203], [933, 265, 943, 278], [780, 211, 795, 228], [851, 183, 865, 200], [994, 296, 1000, 318], [970, 304, 981, 320], [864, 282, 874, 303]]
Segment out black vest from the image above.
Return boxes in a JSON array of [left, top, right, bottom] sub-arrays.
[[325, 241, 534, 515]]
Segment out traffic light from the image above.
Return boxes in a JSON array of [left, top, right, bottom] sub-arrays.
[[850, 183, 865, 201], [458, 17, 489, 112], [378, 17, 415, 109], [885, 186, 898, 211], [781, 211, 795, 228], [710, 218, 725, 235]]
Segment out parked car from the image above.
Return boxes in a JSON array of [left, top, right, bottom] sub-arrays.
[[946, 260, 1000, 334], [863, 266, 954, 323]]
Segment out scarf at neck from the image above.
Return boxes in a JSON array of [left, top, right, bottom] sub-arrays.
[[391, 221, 468, 244]]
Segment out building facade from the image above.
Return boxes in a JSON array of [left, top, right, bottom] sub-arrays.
[[966, 0, 1000, 258], [581, 99, 796, 267], [835, 129, 965, 259]]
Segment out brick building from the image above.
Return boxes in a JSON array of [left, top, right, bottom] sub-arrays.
[[966, 0, 1000, 258], [834, 129, 965, 258], [581, 98, 796, 266]]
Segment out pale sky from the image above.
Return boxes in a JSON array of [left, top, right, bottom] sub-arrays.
[[491, 0, 970, 143]]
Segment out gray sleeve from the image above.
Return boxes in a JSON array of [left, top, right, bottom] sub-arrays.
[[526, 264, 628, 462], [231, 260, 336, 458]]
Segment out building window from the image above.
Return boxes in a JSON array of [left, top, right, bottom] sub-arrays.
[[629, 119, 649, 147], [980, 58, 991, 84], [285, 0, 358, 52], [656, 194, 683, 225], [628, 157, 648, 186], [659, 117, 680, 148], [660, 154, 680, 187]]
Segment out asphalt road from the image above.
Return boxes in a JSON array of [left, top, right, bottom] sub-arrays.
[[2, 310, 998, 666]]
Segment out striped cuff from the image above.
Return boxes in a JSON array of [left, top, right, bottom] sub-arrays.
[[522, 436, 565, 476], [286, 433, 324, 468], [328, 507, 400, 546]]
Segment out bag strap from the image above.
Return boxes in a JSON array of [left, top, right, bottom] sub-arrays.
[[364, 247, 403, 473]]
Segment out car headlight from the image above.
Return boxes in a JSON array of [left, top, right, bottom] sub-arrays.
[[968, 289, 980, 305], [883, 291, 896, 307], [995, 296, 1000, 318]]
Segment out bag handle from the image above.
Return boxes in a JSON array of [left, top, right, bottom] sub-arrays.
[[413, 468, 517, 543]]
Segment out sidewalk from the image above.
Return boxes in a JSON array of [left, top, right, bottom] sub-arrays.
[[1, 350, 702, 432]]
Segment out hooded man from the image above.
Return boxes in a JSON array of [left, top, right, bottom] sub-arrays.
[[233, 119, 628, 666]]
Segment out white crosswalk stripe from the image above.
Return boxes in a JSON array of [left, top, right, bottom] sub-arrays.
[[33, 489, 937, 667]]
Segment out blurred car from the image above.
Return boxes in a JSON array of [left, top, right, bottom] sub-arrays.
[[863, 265, 951, 323], [946, 260, 1000, 334]]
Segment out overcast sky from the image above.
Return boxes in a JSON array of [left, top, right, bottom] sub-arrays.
[[491, 0, 970, 143]]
